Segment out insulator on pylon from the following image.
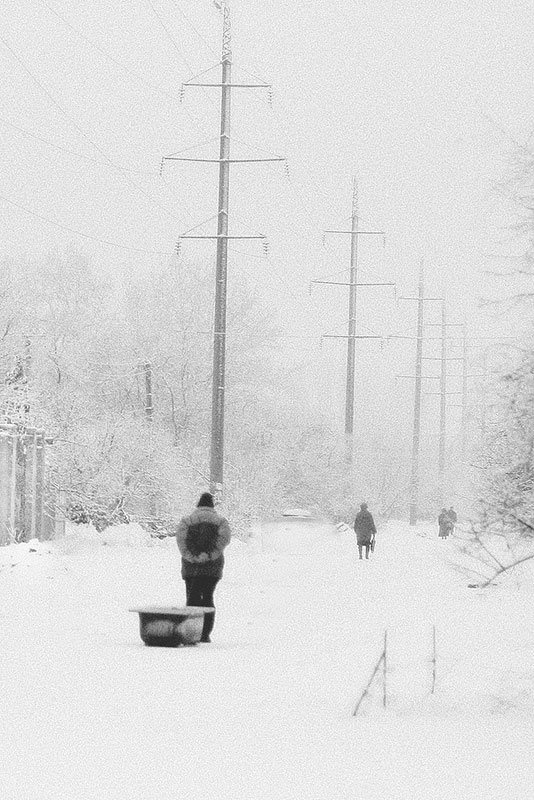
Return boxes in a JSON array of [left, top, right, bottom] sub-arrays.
[[284, 159, 290, 180], [319, 337, 323, 349], [309, 282, 313, 296], [179, 86, 185, 103], [159, 158, 164, 176], [268, 88, 274, 107], [262, 239, 269, 258], [175, 240, 182, 257], [322, 233, 326, 248]]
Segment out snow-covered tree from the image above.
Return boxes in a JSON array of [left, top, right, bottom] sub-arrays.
[[464, 342, 534, 584]]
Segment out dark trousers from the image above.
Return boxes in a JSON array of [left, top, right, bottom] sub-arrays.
[[358, 544, 370, 559], [185, 577, 219, 638]]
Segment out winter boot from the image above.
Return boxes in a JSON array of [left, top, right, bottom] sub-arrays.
[[201, 611, 215, 643]]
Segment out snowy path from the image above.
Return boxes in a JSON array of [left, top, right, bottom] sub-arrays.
[[1, 522, 534, 799]]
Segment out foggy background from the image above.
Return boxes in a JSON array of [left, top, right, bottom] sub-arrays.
[[2, 0, 533, 515]]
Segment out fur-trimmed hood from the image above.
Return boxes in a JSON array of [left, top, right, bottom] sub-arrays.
[[175, 506, 231, 576]]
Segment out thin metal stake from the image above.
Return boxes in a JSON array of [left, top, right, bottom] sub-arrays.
[[352, 652, 384, 717], [431, 626, 437, 695], [383, 629, 388, 709]]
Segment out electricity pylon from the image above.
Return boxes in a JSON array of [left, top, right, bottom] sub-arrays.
[[163, 4, 284, 499], [312, 180, 393, 460], [397, 262, 443, 525], [424, 306, 463, 506]]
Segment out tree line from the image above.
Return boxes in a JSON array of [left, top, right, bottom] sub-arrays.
[[0, 250, 406, 534]]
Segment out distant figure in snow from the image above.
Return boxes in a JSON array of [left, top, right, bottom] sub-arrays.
[[175, 492, 231, 643], [438, 508, 452, 539], [447, 506, 458, 534], [353, 503, 377, 559]]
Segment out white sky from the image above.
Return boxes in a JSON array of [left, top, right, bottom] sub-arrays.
[[2, 0, 533, 440]]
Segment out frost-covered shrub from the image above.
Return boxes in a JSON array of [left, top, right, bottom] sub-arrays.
[[478, 348, 534, 534]]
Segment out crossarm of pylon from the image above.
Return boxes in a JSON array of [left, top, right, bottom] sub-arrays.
[[164, 157, 285, 163], [180, 234, 266, 240], [425, 322, 464, 327], [311, 280, 395, 287], [398, 296, 443, 302], [322, 334, 383, 340], [184, 82, 272, 88], [325, 229, 385, 235]]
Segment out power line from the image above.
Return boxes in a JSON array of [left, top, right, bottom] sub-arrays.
[[0, 33, 189, 230], [35, 0, 182, 103], [166, 0, 219, 58], [144, 0, 193, 72], [2, 19, 209, 226], [0, 116, 157, 175], [0, 192, 173, 255]]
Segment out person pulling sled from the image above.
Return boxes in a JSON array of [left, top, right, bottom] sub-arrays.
[[175, 492, 231, 642], [353, 503, 377, 559]]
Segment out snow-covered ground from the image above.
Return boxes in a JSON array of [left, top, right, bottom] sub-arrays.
[[1, 519, 534, 799]]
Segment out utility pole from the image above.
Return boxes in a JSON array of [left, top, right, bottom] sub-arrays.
[[396, 323, 513, 509], [23, 337, 31, 419], [345, 179, 359, 442], [143, 362, 154, 424], [165, 4, 283, 500], [446, 325, 472, 474], [410, 263, 424, 526], [461, 323, 468, 464], [143, 360, 157, 517], [438, 301, 447, 500], [424, 311, 463, 506], [210, 7, 232, 500], [312, 182, 393, 460], [397, 267, 443, 525]]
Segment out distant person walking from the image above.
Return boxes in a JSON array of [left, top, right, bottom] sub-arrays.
[[353, 503, 377, 560], [438, 507, 452, 539], [447, 506, 458, 534], [175, 492, 231, 643]]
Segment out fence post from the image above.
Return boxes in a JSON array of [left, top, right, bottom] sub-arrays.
[[0, 426, 13, 544], [431, 626, 437, 695], [0, 425, 56, 545], [383, 629, 388, 709], [23, 427, 37, 541], [8, 426, 17, 536], [34, 431, 45, 540], [353, 629, 388, 717]]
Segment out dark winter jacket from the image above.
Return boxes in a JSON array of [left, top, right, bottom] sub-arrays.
[[353, 510, 377, 544], [175, 506, 231, 579], [438, 511, 452, 536]]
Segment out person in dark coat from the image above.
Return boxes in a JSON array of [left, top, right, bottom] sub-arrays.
[[447, 506, 457, 534], [175, 492, 231, 642], [353, 503, 377, 559], [438, 508, 452, 538]]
